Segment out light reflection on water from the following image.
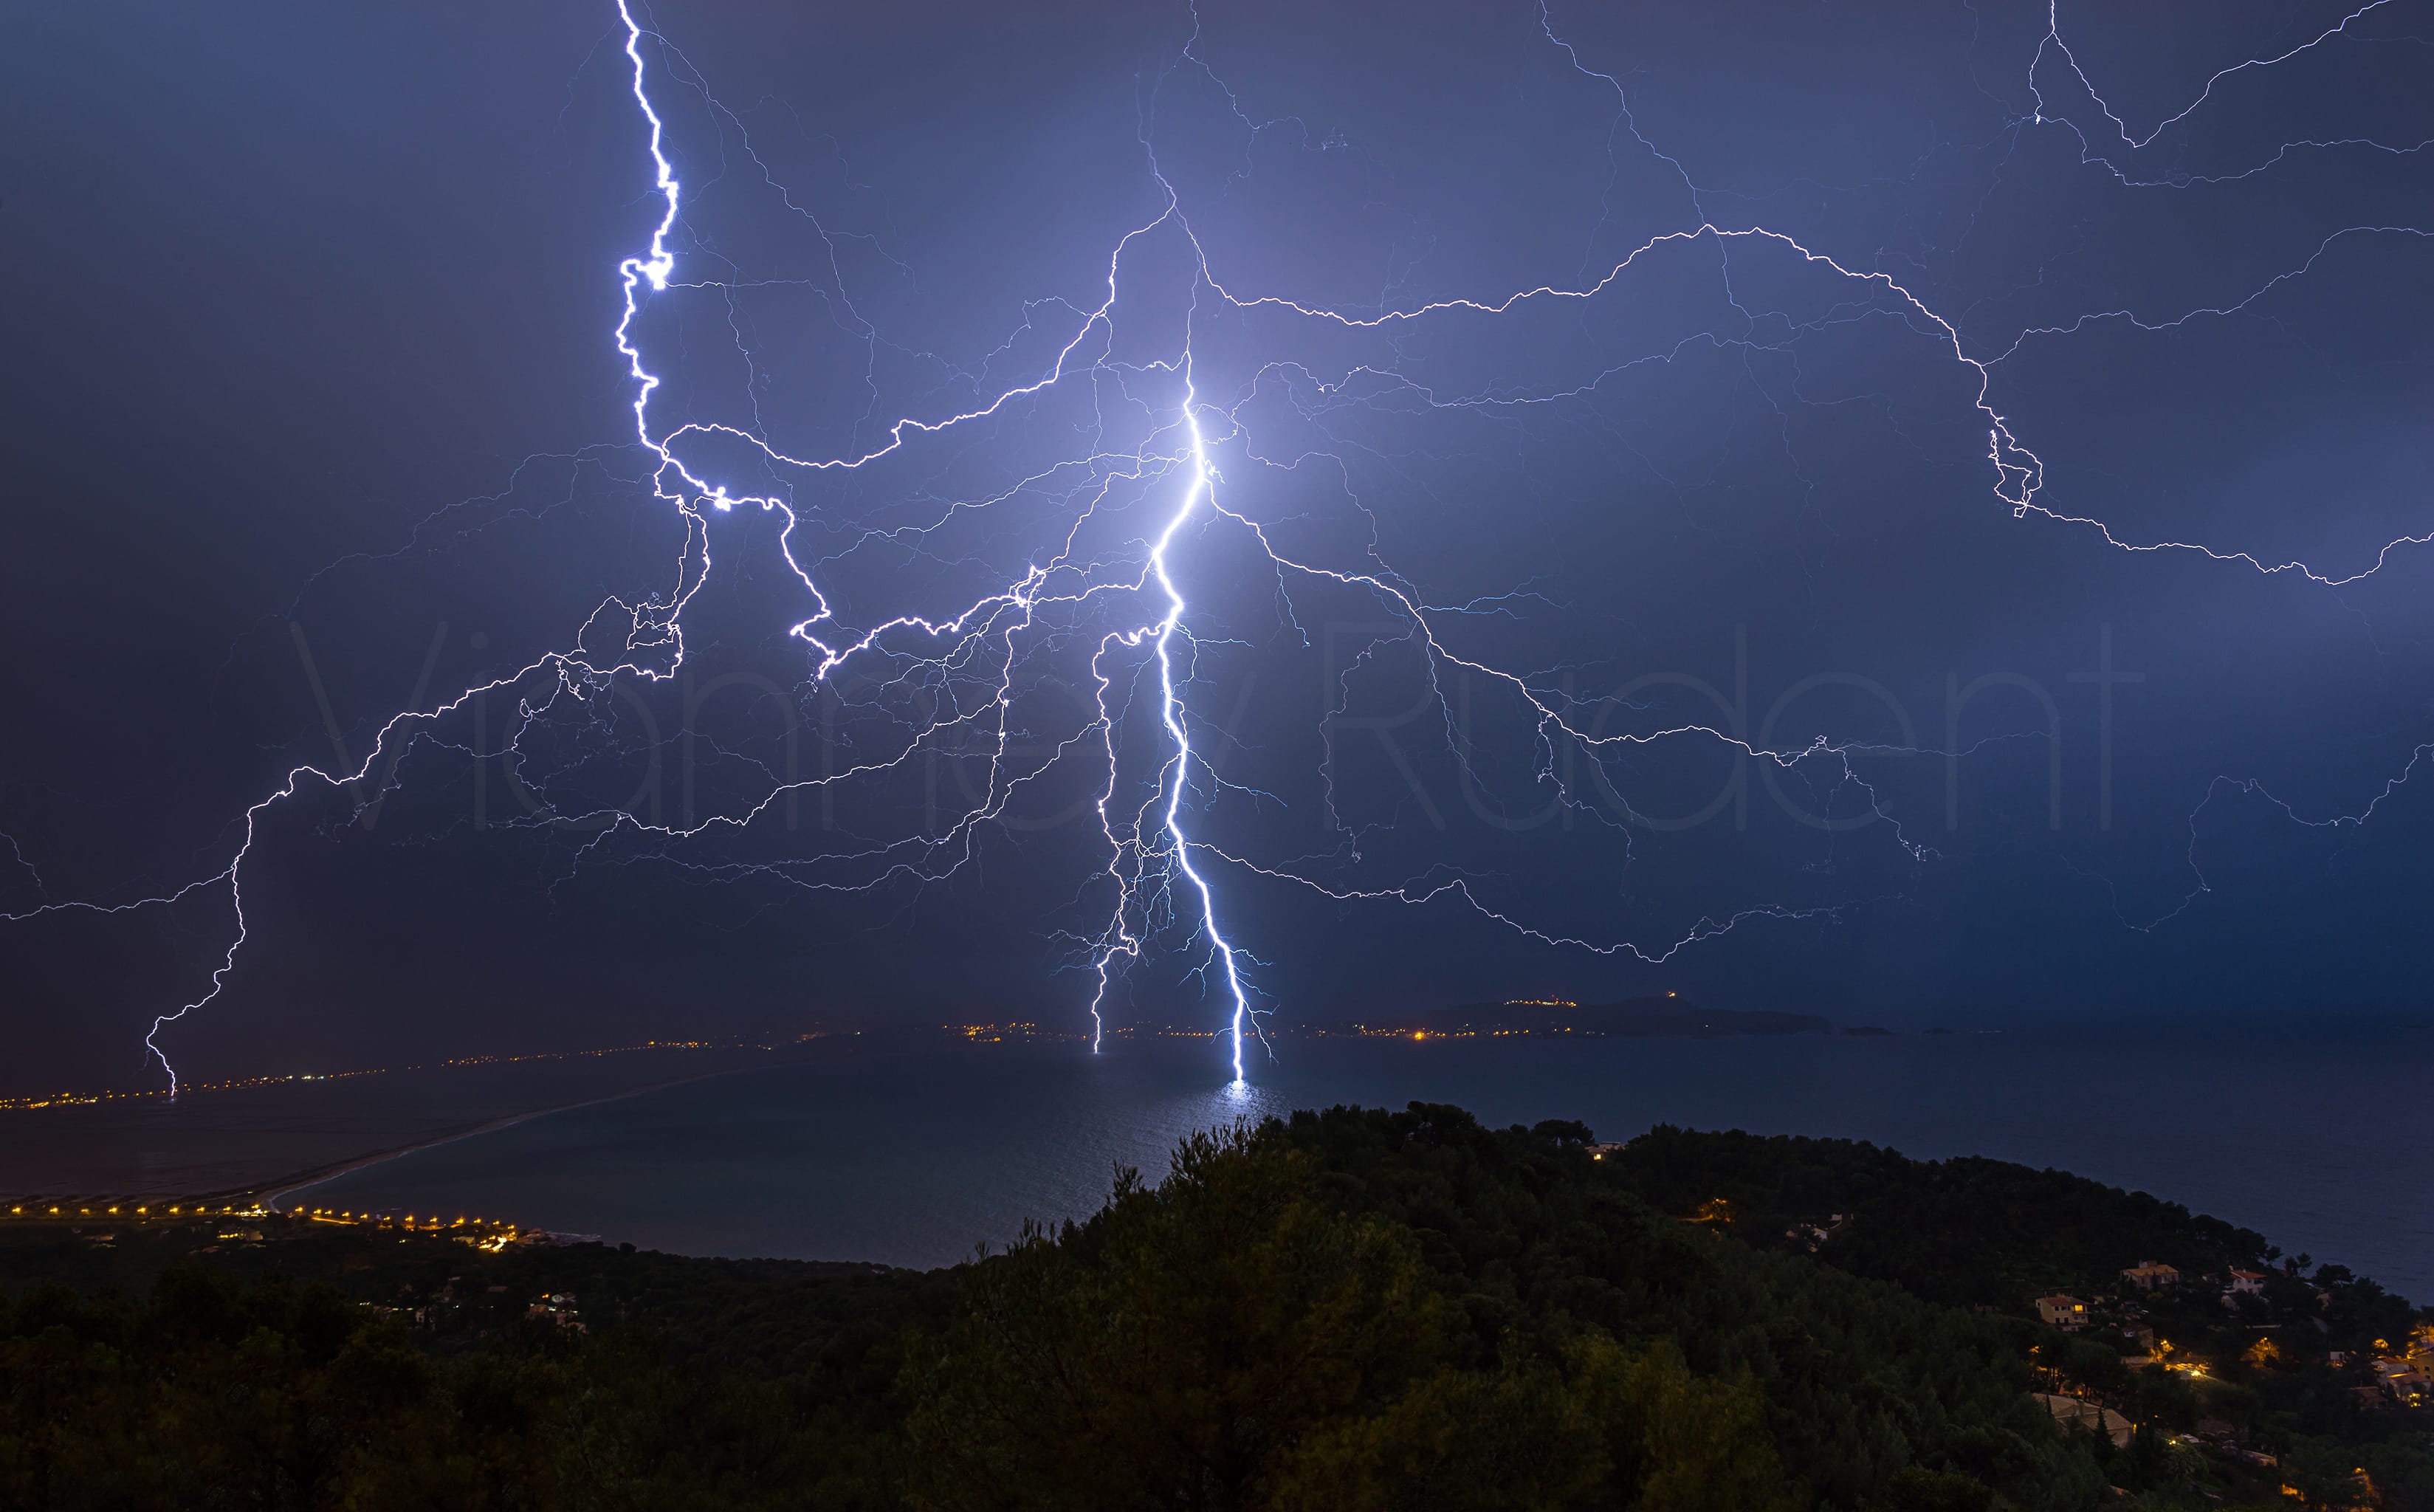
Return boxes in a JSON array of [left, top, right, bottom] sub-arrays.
[[306, 1028, 2434, 1299]]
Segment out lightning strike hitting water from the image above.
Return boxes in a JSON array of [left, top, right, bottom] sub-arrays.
[[1149, 379, 1257, 1080], [7, 1, 2430, 1088]]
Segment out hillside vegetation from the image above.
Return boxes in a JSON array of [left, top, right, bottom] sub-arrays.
[[1, 1107, 2424, 1510]]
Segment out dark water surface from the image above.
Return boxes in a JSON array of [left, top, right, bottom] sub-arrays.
[[0, 1048, 803, 1196], [303, 1026, 2434, 1302]]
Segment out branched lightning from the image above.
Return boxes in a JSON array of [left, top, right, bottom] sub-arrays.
[[2032, 0, 2412, 180], [7, 0, 2430, 1087]]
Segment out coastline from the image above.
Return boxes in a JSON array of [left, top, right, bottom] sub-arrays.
[[255, 1064, 758, 1211], [258, 1030, 2434, 1297]]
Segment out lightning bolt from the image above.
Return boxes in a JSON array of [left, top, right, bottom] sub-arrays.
[[7, 0, 2427, 1090], [2032, 0, 2418, 184]]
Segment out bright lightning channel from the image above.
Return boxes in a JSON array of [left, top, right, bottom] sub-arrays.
[[1150, 365, 1256, 1082]]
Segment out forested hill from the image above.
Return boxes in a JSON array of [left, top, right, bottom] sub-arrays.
[[1, 1106, 2427, 1510], [1609, 1125, 2285, 1309]]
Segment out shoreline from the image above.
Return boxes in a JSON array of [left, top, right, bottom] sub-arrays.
[[254, 1062, 774, 1210]]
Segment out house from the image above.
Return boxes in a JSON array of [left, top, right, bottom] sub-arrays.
[[2035, 1295, 2090, 1330], [2035, 1393, 2134, 1449], [2227, 1269, 2267, 1295], [2119, 1261, 2180, 1291], [2373, 1360, 2428, 1406]]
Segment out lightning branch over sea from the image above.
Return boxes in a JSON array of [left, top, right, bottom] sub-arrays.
[[6, 0, 2430, 1087]]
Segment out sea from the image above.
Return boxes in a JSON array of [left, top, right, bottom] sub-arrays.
[[294, 1024, 2434, 1302]]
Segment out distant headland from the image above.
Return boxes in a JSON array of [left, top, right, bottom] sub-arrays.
[[1324, 992, 1832, 1040]]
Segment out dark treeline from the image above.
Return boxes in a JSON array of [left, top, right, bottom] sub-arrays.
[[1, 1107, 2426, 1510], [1612, 1127, 2280, 1307]]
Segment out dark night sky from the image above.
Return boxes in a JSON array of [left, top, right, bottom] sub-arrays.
[[2, 0, 2430, 1093]]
